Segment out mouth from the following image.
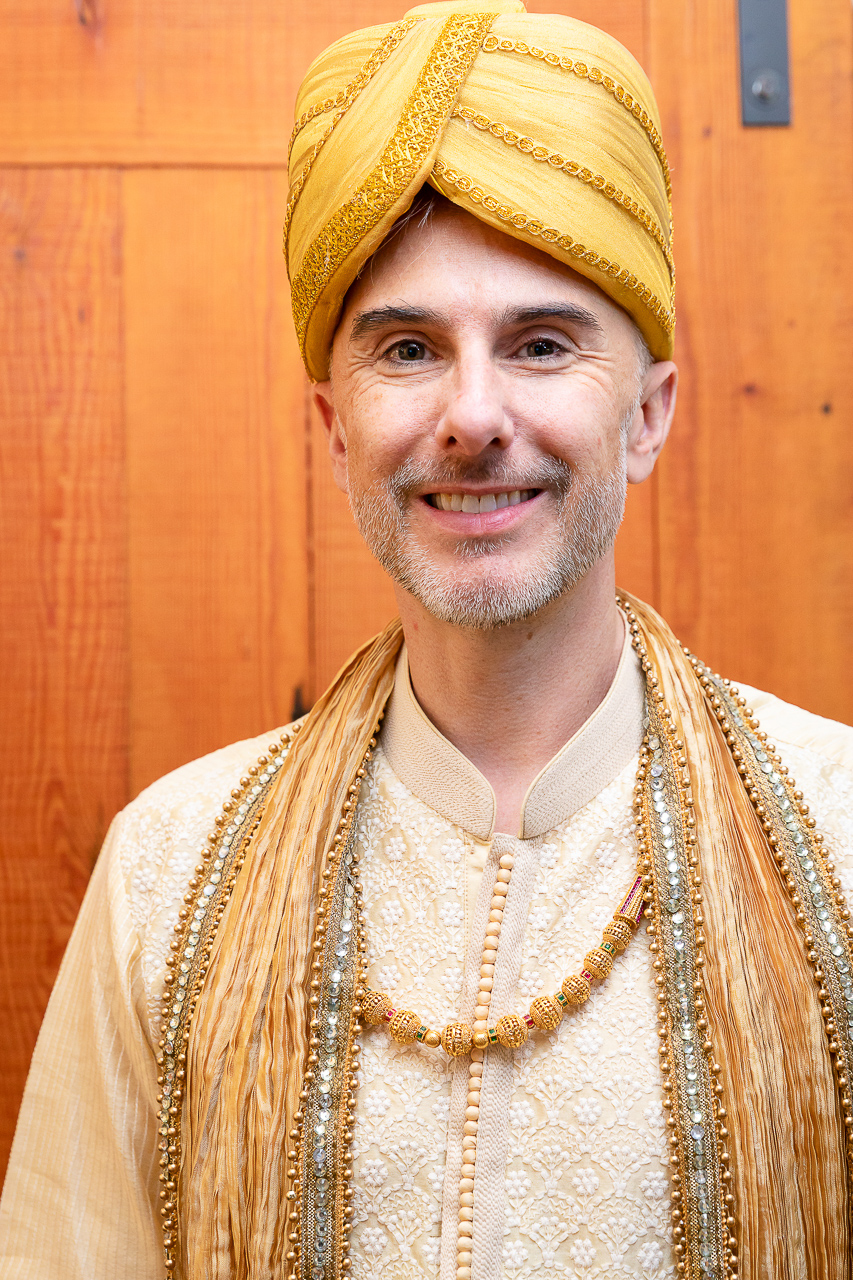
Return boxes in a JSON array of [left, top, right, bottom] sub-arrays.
[[424, 488, 540, 513]]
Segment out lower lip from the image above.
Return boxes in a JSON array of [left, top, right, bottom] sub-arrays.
[[417, 491, 545, 534]]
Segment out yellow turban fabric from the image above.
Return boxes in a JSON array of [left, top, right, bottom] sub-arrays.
[[286, 0, 674, 381]]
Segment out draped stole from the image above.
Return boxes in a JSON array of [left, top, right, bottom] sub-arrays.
[[178, 600, 850, 1279]]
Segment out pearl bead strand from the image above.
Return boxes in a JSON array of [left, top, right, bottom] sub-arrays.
[[455, 850, 514, 1280]]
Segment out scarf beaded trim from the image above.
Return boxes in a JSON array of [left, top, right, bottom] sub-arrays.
[[159, 598, 853, 1280]]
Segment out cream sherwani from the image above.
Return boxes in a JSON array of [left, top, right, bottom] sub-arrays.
[[2, 632, 853, 1279]]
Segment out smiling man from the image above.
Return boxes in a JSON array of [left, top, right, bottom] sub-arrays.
[[3, 3, 853, 1280]]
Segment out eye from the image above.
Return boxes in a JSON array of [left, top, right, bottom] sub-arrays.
[[524, 337, 562, 359], [387, 339, 428, 362]]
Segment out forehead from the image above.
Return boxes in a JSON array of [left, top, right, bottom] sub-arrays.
[[339, 200, 634, 338]]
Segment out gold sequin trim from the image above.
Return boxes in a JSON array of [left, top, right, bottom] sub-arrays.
[[432, 157, 675, 336], [698, 663, 853, 1194], [157, 729, 301, 1279], [288, 18, 420, 161], [480, 34, 672, 198], [290, 11, 498, 365], [450, 105, 673, 280], [284, 18, 421, 262]]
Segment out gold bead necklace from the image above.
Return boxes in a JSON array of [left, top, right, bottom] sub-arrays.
[[361, 871, 645, 1054], [358, 757, 646, 1280]]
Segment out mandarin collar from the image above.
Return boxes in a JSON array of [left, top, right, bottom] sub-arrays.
[[380, 616, 645, 840]]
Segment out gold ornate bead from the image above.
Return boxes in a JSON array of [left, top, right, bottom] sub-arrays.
[[441, 1021, 474, 1056], [424, 1029, 442, 1048], [495, 1013, 528, 1048], [529, 995, 562, 1031], [561, 973, 591, 1005], [584, 947, 614, 979], [603, 918, 634, 951], [389, 1009, 420, 1044], [472, 1030, 490, 1049], [362, 989, 392, 1026]]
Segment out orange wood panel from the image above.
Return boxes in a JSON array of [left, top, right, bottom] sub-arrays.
[[0, 0, 416, 165], [123, 168, 310, 793], [0, 0, 647, 165], [0, 168, 129, 1179], [649, 0, 853, 721], [308, 405, 399, 696]]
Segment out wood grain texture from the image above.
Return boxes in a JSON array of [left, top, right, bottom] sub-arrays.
[[649, 0, 853, 721], [308, 404, 399, 697], [0, 0, 646, 165], [0, 0, 418, 165], [124, 168, 309, 793], [0, 168, 129, 1178]]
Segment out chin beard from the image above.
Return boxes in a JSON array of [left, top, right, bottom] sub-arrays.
[[348, 451, 627, 630]]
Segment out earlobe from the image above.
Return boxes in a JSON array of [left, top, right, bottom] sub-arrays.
[[626, 361, 678, 485]]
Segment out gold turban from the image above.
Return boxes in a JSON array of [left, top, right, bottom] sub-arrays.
[[286, 0, 674, 381]]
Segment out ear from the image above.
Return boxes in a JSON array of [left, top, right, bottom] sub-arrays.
[[313, 381, 349, 495], [625, 361, 678, 484]]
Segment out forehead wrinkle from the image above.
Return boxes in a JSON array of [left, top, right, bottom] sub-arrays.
[[349, 304, 447, 341]]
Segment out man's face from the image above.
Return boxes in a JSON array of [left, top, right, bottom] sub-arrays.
[[315, 200, 675, 629]]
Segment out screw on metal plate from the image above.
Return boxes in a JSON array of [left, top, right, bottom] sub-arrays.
[[751, 69, 783, 103], [738, 0, 791, 126]]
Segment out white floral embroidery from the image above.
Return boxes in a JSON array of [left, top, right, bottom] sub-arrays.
[[350, 745, 677, 1280], [108, 686, 853, 1280]]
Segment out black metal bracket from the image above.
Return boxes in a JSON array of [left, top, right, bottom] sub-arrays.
[[738, 0, 791, 126]]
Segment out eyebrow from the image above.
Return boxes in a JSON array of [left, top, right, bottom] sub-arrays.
[[497, 304, 605, 334], [348, 301, 605, 341], [349, 305, 445, 340]]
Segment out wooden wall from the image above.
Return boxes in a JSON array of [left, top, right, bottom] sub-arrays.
[[1, 0, 852, 1181]]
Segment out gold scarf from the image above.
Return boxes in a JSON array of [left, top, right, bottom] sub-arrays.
[[160, 597, 852, 1279]]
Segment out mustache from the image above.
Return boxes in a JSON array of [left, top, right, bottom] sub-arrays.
[[384, 455, 575, 502]]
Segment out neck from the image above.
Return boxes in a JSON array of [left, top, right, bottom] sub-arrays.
[[396, 556, 625, 834]]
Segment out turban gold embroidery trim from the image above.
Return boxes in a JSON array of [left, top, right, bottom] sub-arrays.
[[284, 18, 422, 262], [432, 157, 675, 334], [479, 33, 672, 200], [290, 10, 498, 367], [450, 104, 674, 280], [288, 18, 421, 161]]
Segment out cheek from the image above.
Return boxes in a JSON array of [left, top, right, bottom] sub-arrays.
[[345, 384, 435, 471], [513, 386, 624, 470]]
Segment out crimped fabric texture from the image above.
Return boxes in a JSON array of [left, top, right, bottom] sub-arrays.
[[287, 0, 674, 379], [628, 595, 850, 1280], [181, 622, 404, 1279]]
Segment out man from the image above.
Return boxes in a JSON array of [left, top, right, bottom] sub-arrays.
[[2, 2, 853, 1279]]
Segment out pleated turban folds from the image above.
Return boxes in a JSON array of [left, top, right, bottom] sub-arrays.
[[286, 0, 674, 381]]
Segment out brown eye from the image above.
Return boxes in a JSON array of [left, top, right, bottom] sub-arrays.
[[526, 338, 559, 358], [393, 340, 427, 361]]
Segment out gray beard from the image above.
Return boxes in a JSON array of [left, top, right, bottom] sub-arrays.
[[348, 447, 627, 631]]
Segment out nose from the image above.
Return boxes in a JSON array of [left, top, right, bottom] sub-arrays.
[[434, 350, 514, 456]]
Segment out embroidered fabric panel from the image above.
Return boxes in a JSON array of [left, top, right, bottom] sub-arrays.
[[349, 744, 677, 1280]]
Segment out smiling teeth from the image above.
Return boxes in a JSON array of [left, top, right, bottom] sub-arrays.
[[432, 490, 533, 513]]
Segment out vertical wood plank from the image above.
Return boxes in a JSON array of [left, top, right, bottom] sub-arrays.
[[124, 169, 310, 793], [0, 0, 429, 164], [649, 0, 853, 721], [0, 168, 128, 1179], [309, 404, 398, 697]]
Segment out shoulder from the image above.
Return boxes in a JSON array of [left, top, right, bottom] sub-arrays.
[[734, 681, 853, 894], [104, 725, 293, 1020], [734, 682, 853, 772]]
